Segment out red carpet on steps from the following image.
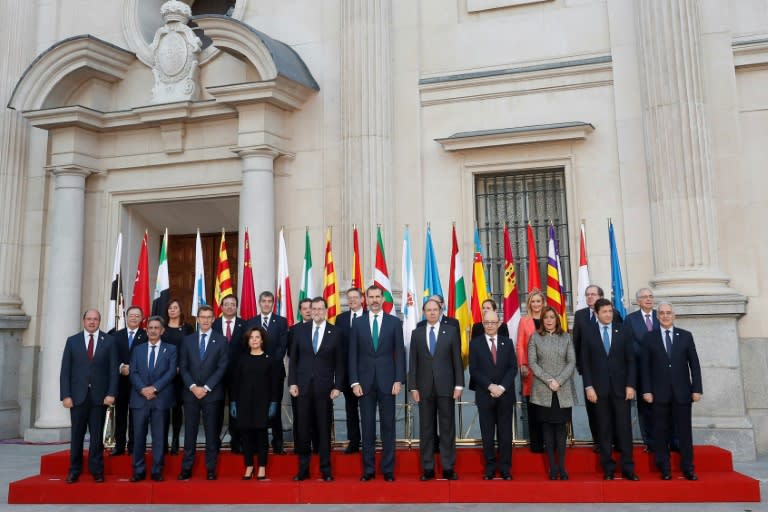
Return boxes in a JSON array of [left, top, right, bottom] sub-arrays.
[[8, 445, 760, 504]]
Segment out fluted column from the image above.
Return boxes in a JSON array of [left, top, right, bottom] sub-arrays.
[[34, 166, 93, 429], [341, 0, 394, 281], [636, 0, 731, 295]]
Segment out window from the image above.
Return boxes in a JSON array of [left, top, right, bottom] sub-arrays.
[[190, 0, 236, 16], [475, 168, 571, 315]]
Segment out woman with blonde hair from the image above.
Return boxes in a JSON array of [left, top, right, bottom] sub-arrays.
[[516, 289, 546, 452]]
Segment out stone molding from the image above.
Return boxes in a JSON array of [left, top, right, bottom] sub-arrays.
[[733, 37, 768, 68], [436, 122, 594, 151], [207, 78, 315, 111], [467, 0, 553, 13]]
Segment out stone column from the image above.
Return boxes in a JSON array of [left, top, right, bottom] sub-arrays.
[[635, 0, 754, 460], [28, 166, 92, 437], [235, 147, 278, 298], [341, 0, 394, 282]]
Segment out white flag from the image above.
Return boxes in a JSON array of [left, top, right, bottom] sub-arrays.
[[575, 223, 590, 311], [107, 232, 123, 332], [401, 227, 419, 367], [192, 228, 207, 317]]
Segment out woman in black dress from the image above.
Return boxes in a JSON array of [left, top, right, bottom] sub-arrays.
[[161, 298, 194, 454], [231, 326, 282, 480]]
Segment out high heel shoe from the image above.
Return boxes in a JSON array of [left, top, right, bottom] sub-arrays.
[[559, 469, 569, 480], [242, 466, 254, 480], [256, 467, 267, 480]]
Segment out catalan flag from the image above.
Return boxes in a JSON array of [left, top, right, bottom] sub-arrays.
[[240, 228, 257, 321], [351, 224, 366, 307], [470, 227, 490, 325], [526, 222, 541, 292], [502, 223, 521, 341], [322, 228, 341, 323], [448, 224, 471, 367], [213, 229, 233, 318], [545, 224, 568, 330]]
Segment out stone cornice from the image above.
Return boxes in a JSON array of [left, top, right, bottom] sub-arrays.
[[733, 37, 768, 68], [232, 145, 293, 160], [419, 55, 612, 106], [435, 121, 594, 151], [207, 77, 315, 111], [652, 294, 748, 317]]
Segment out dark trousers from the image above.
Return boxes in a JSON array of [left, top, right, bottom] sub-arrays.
[[269, 377, 285, 450], [541, 422, 567, 473], [595, 394, 634, 475], [69, 390, 107, 475], [114, 381, 134, 452], [653, 401, 694, 473], [296, 383, 333, 475], [523, 396, 543, 451], [181, 399, 223, 472], [418, 393, 456, 472], [637, 397, 655, 447], [476, 391, 514, 475], [164, 403, 183, 452], [585, 399, 600, 445], [359, 387, 396, 475], [131, 405, 167, 476], [241, 427, 268, 468], [343, 387, 361, 448]]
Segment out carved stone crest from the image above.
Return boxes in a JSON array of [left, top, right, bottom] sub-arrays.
[[149, 0, 202, 103]]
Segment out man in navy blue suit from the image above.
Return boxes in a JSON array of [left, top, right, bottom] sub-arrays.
[[112, 305, 147, 456], [333, 287, 365, 454], [349, 285, 406, 482], [129, 316, 177, 482], [212, 294, 246, 453], [641, 302, 702, 481], [59, 309, 118, 483], [178, 305, 228, 480]]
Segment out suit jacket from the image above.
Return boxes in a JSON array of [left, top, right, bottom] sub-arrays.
[[129, 341, 177, 409], [59, 331, 119, 405], [348, 312, 406, 394], [213, 315, 246, 382], [572, 308, 623, 373], [641, 327, 702, 404], [179, 330, 229, 402], [468, 334, 517, 393], [528, 332, 576, 408], [580, 322, 635, 398], [625, 309, 659, 356], [470, 321, 509, 341], [114, 327, 147, 367], [408, 323, 464, 397], [246, 313, 288, 361], [288, 321, 345, 396]]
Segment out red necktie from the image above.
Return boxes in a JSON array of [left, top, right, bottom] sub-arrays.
[[226, 320, 232, 342], [490, 337, 497, 365], [87, 334, 94, 362]]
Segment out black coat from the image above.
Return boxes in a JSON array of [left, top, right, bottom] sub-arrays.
[[288, 321, 345, 396], [580, 322, 635, 398], [468, 334, 517, 393], [231, 353, 282, 429], [408, 323, 464, 397], [641, 327, 702, 404]]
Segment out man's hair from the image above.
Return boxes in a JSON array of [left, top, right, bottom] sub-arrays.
[[422, 298, 441, 311], [586, 285, 604, 297], [126, 305, 144, 316], [346, 287, 363, 297], [146, 315, 166, 327], [481, 298, 498, 310], [82, 309, 101, 320], [197, 304, 215, 316], [635, 287, 653, 299], [259, 291, 274, 301], [299, 297, 313, 308], [593, 298, 613, 314], [366, 284, 384, 296], [221, 294, 238, 306], [311, 296, 328, 308]]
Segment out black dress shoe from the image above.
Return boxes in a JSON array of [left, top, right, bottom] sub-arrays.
[[591, 445, 600, 453], [622, 472, 640, 481], [442, 470, 458, 480], [65, 471, 79, 484], [661, 472, 672, 480], [178, 470, 192, 480], [559, 469, 569, 481], [272, 445, 287, 455], [151, 473, 164, 482], [93, 473, 105, 483], [549, 468, 559, 480], [344, 445, 360, 454], [383, 473, 395, 482], [604, 473, 614, 480], [500, 472, 512, 480], [643, 446, 652, 453], [231, 447, 242, 455], [293, 472, 309, 481], [360, 473, 375, 481], [683, 472, 698, 481], [206, 471, 217, 480], [322, 474, 334, 482], [110, 448, 125, 456], [420, 470, 435, 481], [129, 473, 146, 482], [170, 439, 180, 455], [483, 473, 494, 480]]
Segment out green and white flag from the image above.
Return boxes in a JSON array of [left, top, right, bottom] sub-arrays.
[[297, 228, 315, 321], [152, 228, 170, 317]]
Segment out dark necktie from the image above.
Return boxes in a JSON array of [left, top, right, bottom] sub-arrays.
[[352, 311, 357, 327], [429, 326, 436, 355], [490, 337, 497, 365], [665, 330, 673, 356], [262, 316, 269, 330], [199, 333, 207, 360], [590, 310, 597, 325], [602, 326, 611, 355], [372, 315, 379, 351], [87, 334, 94, 362], [225, 320, 232, 342], [149, 344, 156, 370], [645, 314, 653, 331], [128, 330, 134, 349], [313, 326, 320, 354]]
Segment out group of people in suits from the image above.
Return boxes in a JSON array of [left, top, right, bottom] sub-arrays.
[[60, 279, 702, 483]]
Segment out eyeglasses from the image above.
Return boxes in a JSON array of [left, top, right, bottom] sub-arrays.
[[638, 295, 654, 299], [482, 321, 500, 326]]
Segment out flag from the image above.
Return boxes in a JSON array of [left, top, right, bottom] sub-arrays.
[[240, 229, 257, 321], [151, 228, 170, 317], [191, 228, 207, 318], [545, 224, 568, 330], [322, 228, 341, 323], [351, 225, 366, 308], [107, 232, 124, 332], [131, 231, 151, 328], [374, 226, 394, 313], [575, 223, 590, 311], [297, 228, 315, 322], [448, 225, 471, 367], [276, 228, 294, 326], [401, 227, 419, 365], [526, 222, 541, 292], [213, 230, 233, 317], [609, 220, 627, 319], [502, 224, 522, 341], [422, 225, 443, 306], [470, 227, 490, 324]]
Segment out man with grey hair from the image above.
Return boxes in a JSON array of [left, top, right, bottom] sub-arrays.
[[624, 287, 659, 451]]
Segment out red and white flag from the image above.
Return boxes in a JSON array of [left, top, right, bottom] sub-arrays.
[[575, 223, 590, 311]]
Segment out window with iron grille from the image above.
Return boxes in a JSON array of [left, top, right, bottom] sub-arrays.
[[475, 168, 571, 315]]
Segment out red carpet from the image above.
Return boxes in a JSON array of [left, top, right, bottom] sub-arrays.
[[8, 445, 760, 504]]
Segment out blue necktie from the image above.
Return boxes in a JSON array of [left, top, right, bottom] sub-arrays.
[[149, 344, 156, 370], [199, 333, 207, 360], [665, 330, 673, 357], [602, 326, 610, 355], [429, 326, 436, 355], [313, 326, 320, 354], [128, 331, 134, 350], [372, 315, 379, 351]]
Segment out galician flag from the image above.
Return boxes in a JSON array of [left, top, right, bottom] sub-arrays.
[[322, 228, 341, 323], [374, 226, 394, 313], [401, 227, 418, 363], [276, 228, 294, 326], [191, 228, 207, 318], [502, 223, 522, 341], [545, 224, 568, 330], [131, 231, 151, 328], [296, 228, 315, 322], [107, 232, 124, 332], [448, 224, 471, 367], [470, 227, 490, 324], [213, 230, 233, 317], [151, 228, 170, 317], [574, 223, 590, 311]]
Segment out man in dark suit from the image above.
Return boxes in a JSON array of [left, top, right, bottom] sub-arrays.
[[287, 297, 313, 453], [212, 294, 245, 453], [112, 305, 147, 456], [409, 298, 464, 480], [469, 309, 518, 480], [177, 304, 229, 480], [469, 299, 510, 340], [349, 285, 406, 482], [581, 298, 639, 481], [334, 287, 365, 454], [288, 297, 345, 481], [641, 301, 702, 481], [59, 309, 118, 483], [625, 287, 659, 451], [247, 291, 289, 454], [128, 316, 177, 482], [571, 285, 622, 450]]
